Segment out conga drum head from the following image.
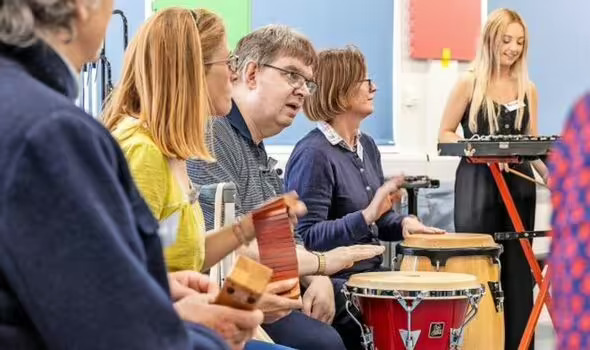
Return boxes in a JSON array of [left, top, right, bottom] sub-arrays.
[[347, 271, 482, 299], [403, 233, 496, 248], [397, 234, 503, 269]]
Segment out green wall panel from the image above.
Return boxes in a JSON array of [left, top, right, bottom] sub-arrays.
[[153, 0, 251, 50]]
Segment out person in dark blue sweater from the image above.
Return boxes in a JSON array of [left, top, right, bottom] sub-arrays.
[[285, 46, 444, 349], [0, 1, 263, 349]]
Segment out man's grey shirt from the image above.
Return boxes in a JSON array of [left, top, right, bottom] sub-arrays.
[[187, 101, 302, 242]]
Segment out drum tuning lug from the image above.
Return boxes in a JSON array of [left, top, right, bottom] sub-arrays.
[[391, 256, 398, 269], [487, 281, 505, 312], [450, 328, 465, 349], [360, 327, 374, 350], [342, 286, 350, 299], [399, 329, 421, 350], [343, 297, 374, 350]]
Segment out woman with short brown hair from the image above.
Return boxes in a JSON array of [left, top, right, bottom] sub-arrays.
[[303, 47, 368, 123], [285, 46, 443, 349]]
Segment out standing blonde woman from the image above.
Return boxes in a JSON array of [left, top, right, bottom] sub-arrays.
[[438, 8, 547, 349]]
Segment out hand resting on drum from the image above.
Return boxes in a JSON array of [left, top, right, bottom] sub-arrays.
[[360, 175, 445, 237], [292, 244, 385, 276], [322, 245, 386, 275], [401, 216, 446, 237]]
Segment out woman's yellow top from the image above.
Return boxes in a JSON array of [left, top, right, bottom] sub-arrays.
[[112, 117, 205, 272]]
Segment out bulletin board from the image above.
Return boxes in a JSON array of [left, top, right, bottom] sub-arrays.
[[152, 0, 251, 49], [409, 0, 481, 61]]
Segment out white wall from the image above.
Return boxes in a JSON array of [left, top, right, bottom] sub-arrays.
[[144, 0, 152, 18], [381, 0, 474, 181]]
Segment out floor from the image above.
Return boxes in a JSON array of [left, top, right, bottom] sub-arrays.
[[536, 313, 555, 349], [534, 270, 556, 349]]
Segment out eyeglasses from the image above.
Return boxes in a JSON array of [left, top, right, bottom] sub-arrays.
[[204, 53, 239, 73], [261, 63, 317, 94], [360, 78, 376, 91], [189, 10, 239, 72]]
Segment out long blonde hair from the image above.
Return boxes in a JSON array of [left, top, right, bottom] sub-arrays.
[[102, 8, 212, 161], [469, 8, 530, 134]]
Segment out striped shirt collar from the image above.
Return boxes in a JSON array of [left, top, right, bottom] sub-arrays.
[[225, 100, 278, 172], [227, 100, 254, 143], [317, 121, 364, 161]]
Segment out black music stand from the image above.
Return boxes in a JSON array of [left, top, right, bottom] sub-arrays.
[[402, 176, 440, 216]]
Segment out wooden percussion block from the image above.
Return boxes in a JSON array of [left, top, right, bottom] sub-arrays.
[[252, 196, 301, 299], [214, 255, 273, 310]]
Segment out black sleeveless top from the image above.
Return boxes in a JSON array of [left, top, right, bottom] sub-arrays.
[[454, 93, 536, 234], [460, 96, 530, 138]]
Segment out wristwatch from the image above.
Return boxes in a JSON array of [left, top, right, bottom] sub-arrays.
[[312, 252, 326, 275]]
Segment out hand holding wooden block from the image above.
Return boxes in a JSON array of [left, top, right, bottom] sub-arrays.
[[214, 255, 273, 310]]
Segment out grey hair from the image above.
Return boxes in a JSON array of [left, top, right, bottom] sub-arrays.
[[0, 0, 97, 47], [234, 24, 317, 74]]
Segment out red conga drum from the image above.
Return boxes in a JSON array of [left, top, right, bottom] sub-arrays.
[[344, 271, 484, 350]]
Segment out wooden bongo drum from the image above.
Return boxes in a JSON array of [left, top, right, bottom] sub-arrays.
[[396, 234, 504, 350]]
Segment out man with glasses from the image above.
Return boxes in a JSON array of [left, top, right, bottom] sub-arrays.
[[188, 25, 384, 350]]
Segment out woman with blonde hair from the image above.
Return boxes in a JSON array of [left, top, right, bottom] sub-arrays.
[[438, 8, 547, 349], [103, 8, 265, 273]]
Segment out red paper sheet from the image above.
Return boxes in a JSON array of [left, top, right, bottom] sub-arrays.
[[409, 0, 481, 61]]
